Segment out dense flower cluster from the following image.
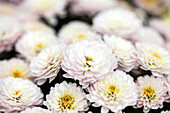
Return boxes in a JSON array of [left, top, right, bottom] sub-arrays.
[[0, 0, 170, 113]]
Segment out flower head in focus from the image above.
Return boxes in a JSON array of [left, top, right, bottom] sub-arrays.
[[62, 40, 117, 88], [135, 75, 167, 113], [0, 77, 43, 113], [21, 107, 52, 113], [44, 81, 89, 113], [87, 70, 137, 113]]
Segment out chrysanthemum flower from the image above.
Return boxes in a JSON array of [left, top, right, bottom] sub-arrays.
[[87, 70, 137, 113], [0, 16, 22, 53], [131, 27, 165, 47], [70, 0, 118, 16], [44, 81, 89, 113], [135, 75, 167, 113], [62, 40, 117, 88], [16, 31, 58, 60], [136, 43, 170, 77], [59, 21, 100, 44], [161, 111, 170, 113], [0, 58, 30, 79], [21, 0, 67, 25], [0, 77, 43, 113], [92, 8, 141, 38], [30, 45, 65, 85], [21, 107, 52, 113], [104, 35, 138, 72]]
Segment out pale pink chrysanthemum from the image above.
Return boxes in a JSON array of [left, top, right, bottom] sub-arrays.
[[0, 77, 43, 113], [62, 40, 117, 88], [0, 16, 22, 53], [30, 45, 65, 85], [87, 70, 137, 113], [135, 75, 167, 113], [21, 107, 52, 113], [44, 81, 89, 113], [136, 43, 170, 77], [92, 8, 142, 38], [103, 35, 138, 72]]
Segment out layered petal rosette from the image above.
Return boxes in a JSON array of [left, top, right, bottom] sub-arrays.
[[0, 77, 43, 113], [62, 40, 117, 88], [30, 45, 65, 85], [87, 70, 137, 113], [104, 35, 138, 72], [21, 107, 52, 113], [135, 75, 167, 113], [44, 81, 89, 113], [136, 43, 170, 77]]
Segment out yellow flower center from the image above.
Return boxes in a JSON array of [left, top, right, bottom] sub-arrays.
[[107, 85, 119, 100], [12, 90, 23, 102], [152, 52, 162, 60], [12, 71, 22, 78], [77, 34, 85, 41], [85, 56, 93, 62], [14, 90, 21, 95], [144, 87, 156, 101], [35, 43, 45, 54], [37, 43, 43, 49], [59, 95, 74, 110], [85, 56, 93, 68], [48, 56, 51, 61]]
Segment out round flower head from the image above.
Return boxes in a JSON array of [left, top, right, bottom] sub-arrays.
[[0, 16, 22, 53], [21, 0, 67, 25], [104, 35, 138, 72], [70, 0, 118, 16], [93, 8, 142, 38], [135, 75, 167, 113], [0, 77, 43, 113], [16, 31, 58, 60], [21, 107, 52, 113], [131, 27, 165, 47], [0, 58, 30, 79], [161, 111, 170, 113], [87, 70, 137, 113], [59, 21, 100, 44], [30, 45, 65, 85], [62, 40, 117, 88], [136, 43, 170, 77], [23, 20, 55, 33], [134, 0, 165, 15], [44, 81, 89, 113]]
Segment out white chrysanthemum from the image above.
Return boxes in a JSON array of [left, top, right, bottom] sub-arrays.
[[70, 0, 118, 16], [93, 8, 142, 38], [23, 21, 55, 33], [44, 81, 88, 113], [59, 21, 101, 44], [136, 43, 170, 77], [16, 31, 58, 60], [0, 16, 22, 53], [21, 107, 52, 113], [30, 45, 65, 85], [21, 0, 67, 25], [161, 111, 170, 113], [135, 75, 167, 113], [62, 40, 117, 88], [104, 35, 138, 72], [0, 58, 30, 79], [131, 27, 165, 46], [0, 77, 43, 113], [87, 70, 137, 113]]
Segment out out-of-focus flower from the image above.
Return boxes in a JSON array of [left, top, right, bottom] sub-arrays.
[[21, 107, 52, 113], [131, 27, 165, 47], [44, 81, 88, 113], [0, 3, 17, 16], [87, 70, 137, 113], [0, 16, 22, 53], [0, 58, 30, 79], [161, 111, 170, 113], [164, 75, 170, 102], [59, 21, 101, 44], [70, 0, 118, 16], [23, 20, 55, 33], [103, 35, 138, 72], [136, 43, 170, 77], [166, 42, 170, 51], [134, 0, 166, 15], [0, 77, 43, 113], [93, 8, 142, 38], [16, 31, 58, 60], [135, 75, 167, 113], [21, 0, 67, 25], [62, 40, 117, 88], [30, 45, 65, 85]]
